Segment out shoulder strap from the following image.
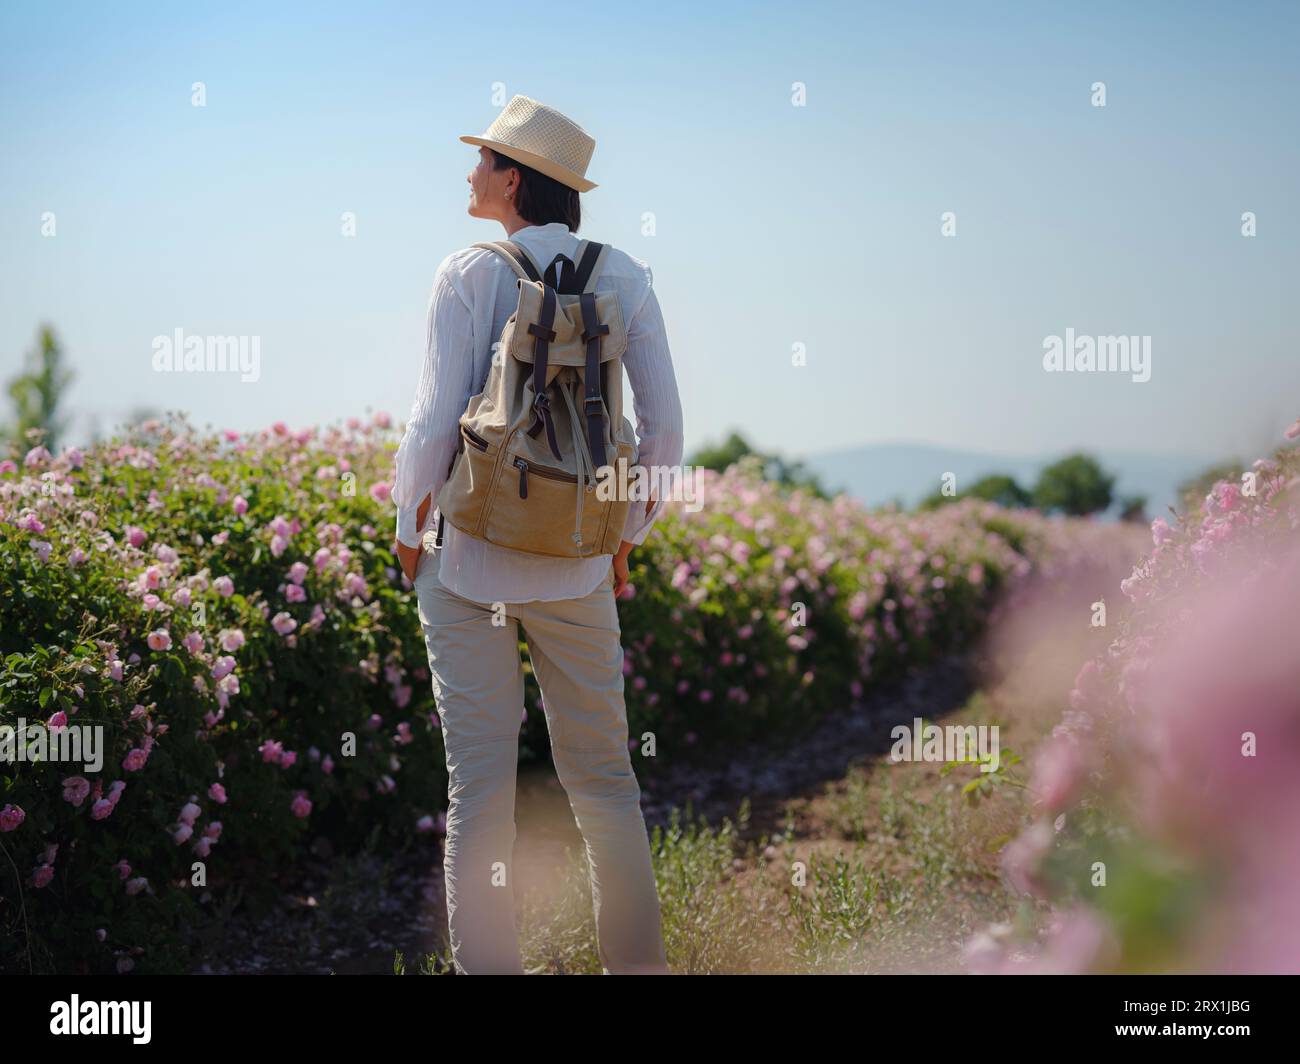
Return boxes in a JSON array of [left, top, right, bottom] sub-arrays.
[[471, 241, 542, 283], [572, 241, 609, 293]]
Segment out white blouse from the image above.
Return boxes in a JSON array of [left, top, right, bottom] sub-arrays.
[[392, 221, 685, 604]]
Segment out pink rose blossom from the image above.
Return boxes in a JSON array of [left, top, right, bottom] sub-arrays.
[[62, 777, 91, 806], [122, 748, 148, 772]]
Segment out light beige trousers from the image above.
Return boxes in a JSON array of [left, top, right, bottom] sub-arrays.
[[414, 544, 670, 975]]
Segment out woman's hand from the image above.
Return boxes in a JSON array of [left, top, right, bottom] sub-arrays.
[[397, 539, 422, 584], [612, 544, 631, 596], [610, 498, 655, 596], [396, 494, 432, 584]]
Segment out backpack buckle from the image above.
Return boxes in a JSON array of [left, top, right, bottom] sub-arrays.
[[583, 396, 603, 410]]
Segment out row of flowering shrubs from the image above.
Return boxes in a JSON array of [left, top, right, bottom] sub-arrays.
[[969, 431, 1300, 974], [2, 414, 1069, 973]]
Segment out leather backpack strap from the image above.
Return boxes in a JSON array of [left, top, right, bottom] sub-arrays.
[[524, 284, 563, 460], [572, 241, 608, 293], [471, 240, 542, 283], [543, 252, 578, 293], [579, 291, 610, 468]]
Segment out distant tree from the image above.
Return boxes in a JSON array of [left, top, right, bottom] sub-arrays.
[[5, 325, 74, 452], [687, 429, 831, 499], [1118, 494, 1149, 523], [918, 472, 1032, 511], [967, 473, 1032, 508], [1032, 453, 1115, 516], [690, 430, 753, 474]]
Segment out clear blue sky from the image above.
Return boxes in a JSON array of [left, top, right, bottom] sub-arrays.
[[2, 0, 1297, 465]]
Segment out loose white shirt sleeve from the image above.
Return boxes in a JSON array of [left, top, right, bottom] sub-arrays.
[[391, 258, 475, 550]]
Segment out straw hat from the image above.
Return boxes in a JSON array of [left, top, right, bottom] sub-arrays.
[[460, 95, 598, 193]]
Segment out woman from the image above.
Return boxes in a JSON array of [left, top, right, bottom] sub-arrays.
[[390, 96, 684, 974]]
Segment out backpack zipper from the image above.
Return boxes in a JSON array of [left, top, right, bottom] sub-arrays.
[[514, 456, 591, 498], [461, 425, 490, 452]]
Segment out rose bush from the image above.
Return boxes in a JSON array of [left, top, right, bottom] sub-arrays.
[[968, 436, 1300, 974], [2, 415, 1067, 972]]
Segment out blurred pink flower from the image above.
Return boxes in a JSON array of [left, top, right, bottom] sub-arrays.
[[1029, 735, 1089, 813], [1001, 817, 1054, 898]]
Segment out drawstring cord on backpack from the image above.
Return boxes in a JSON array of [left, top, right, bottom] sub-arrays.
[[558, 371, 597, 553]]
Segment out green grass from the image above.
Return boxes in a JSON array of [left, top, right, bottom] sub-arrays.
[[405, 750, 1026, 974]]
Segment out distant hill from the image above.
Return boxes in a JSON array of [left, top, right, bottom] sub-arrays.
[[797, 441, 1218, 519]]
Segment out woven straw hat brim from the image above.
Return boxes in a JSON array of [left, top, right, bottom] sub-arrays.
[[460, 134, 598, 193]]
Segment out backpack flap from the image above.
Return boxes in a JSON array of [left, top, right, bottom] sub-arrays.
[[508, 284, 627, 368]]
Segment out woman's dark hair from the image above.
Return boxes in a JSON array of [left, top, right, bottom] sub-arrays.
[[489, 147, 581, 232]]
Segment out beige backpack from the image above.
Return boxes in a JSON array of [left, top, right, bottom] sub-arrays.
[[432, 238, 639, 558]]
